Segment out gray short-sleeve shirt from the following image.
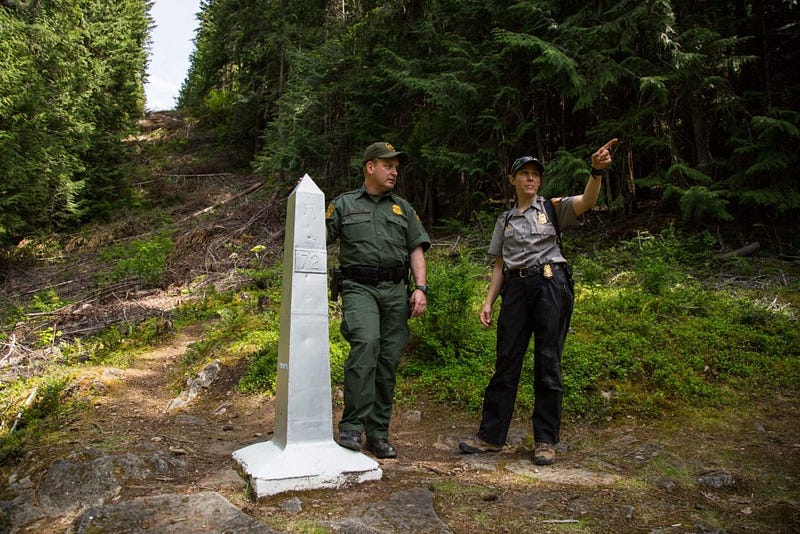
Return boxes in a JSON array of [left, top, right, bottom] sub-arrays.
[[488, 196, 578, 269]]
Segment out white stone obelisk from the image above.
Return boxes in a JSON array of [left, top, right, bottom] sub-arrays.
[[233, 174, 381, 498]]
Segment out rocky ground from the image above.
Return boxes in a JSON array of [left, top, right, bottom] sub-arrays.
[[1, 318, 798, 533]]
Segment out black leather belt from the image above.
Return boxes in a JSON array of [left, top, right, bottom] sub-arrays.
[[342, 265, 406, 285], [506, 263, 565, 279]]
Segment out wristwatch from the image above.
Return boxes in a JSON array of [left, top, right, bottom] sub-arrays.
[[414, 285, 429, 295], [590, 166, 605, 178]]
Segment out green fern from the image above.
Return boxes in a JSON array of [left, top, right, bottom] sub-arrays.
[[728, 111, 800, 212], [664, 185, 733, 224]]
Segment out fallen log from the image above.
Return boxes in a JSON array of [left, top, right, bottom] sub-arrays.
[[177, 180, 264, 224], [716, 242, 759, 259]]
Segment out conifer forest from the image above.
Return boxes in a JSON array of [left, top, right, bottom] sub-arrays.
[[1, 0, 799, 248]]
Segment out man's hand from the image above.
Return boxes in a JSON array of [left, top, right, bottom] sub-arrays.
[[409, 289, 427, 318]]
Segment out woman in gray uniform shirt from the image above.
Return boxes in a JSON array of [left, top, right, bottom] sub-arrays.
[[460, 139, 618, 465]]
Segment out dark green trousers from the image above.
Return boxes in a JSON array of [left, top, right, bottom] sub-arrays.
[[338, 279, 409, 439]]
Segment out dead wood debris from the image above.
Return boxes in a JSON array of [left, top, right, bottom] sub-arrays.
[[1, 174, 286, 385], [8, 387, 38, 434]]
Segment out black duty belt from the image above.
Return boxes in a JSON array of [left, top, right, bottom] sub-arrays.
[[506, 263, 565, 279], [342, 265, 406, 285]]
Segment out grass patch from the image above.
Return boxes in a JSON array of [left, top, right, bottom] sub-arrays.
[[0, 374, 75, 463], [165, 262, 351, 397], [430, 480, 496, 497], [98, 231, 174, 287]]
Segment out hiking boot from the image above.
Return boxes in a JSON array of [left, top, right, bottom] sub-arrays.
[[534, 442, 556, 465], [365, 437, 397, 459], [337, 430, 362, 451], [458, 436, 503, 454]]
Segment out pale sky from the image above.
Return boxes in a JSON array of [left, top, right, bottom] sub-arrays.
[[145, 0, 202, 111]]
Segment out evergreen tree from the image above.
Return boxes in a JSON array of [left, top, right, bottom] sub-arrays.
[[0, 0, 150, 247], [178, 0, 799, 227]]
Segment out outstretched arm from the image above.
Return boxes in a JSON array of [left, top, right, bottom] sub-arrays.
[[572, 138, 618, 217]]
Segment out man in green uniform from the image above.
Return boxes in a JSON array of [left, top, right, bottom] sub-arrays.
[[326, 142, 431, 459]]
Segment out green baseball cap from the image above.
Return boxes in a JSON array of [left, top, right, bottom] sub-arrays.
[[362, 142, 407, 165]]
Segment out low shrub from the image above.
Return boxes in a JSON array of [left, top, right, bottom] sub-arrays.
[[99, 232, 174, 287]]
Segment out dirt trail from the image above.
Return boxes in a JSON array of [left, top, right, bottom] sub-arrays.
[[81, 324, 270, 494]]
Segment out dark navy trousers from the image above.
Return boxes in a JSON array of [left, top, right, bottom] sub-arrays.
[[477, 267, 574, 445]]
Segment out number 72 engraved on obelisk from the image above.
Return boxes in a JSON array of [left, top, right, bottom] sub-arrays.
[[294, 248, 326, 274]]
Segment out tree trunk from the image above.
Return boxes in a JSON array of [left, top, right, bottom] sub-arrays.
[[688, 95, 712, 172], [753, 0, 771, 106], [624, 142, 636, 212]]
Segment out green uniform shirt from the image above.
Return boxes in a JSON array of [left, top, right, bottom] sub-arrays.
[[326, 186, 431, 268]]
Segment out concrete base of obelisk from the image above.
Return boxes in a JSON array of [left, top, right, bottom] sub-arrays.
[[233, 439, 382, 498]]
